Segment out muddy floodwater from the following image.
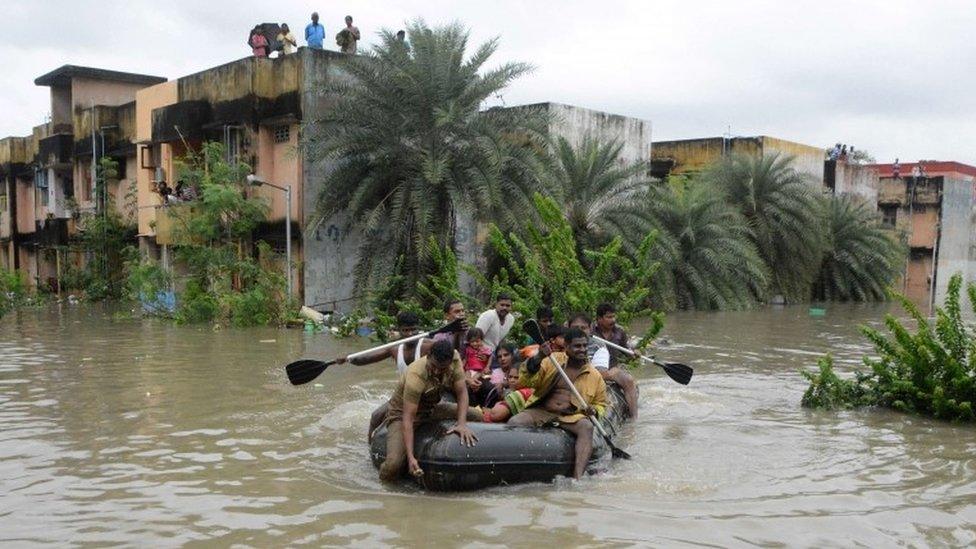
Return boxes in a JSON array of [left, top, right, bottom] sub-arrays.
[[1, 303, 974, 546]]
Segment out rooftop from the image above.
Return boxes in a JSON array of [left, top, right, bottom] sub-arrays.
[[869, 161, 976, 179], [35, 65, 167, 87]]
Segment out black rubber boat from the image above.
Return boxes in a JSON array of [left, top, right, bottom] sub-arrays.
[[369, 384, 632, 491]]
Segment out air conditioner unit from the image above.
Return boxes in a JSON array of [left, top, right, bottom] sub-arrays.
[[153, 167, 166, 184]]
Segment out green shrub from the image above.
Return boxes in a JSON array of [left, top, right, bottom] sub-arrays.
[[802, 273, 976, 421], [1, 268, 30, 317]]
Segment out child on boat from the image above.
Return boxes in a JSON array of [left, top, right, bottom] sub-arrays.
[[464, 327, 496, 406], [482, 363, 534, 422]]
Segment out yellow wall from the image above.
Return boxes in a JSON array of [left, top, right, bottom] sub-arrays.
[[135, 81, 178, 236]]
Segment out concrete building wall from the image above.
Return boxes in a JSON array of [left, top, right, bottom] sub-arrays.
[[300, 49, 358, 310], [760, 136, 824, 183], [544, 102, 652, 164], [70, 78, 147, 109], [135, 81, 178, 236], [832, 161, 878, 204], [934, 177, 976, 305], [909, 207, 939, 248]]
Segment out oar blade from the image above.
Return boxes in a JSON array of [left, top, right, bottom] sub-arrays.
[[660, 361, 694, 385], [610, 444, 632, 460], [285, 359, 332, 386], [522, 319, 546, 345]]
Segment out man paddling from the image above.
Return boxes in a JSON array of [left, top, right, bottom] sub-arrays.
[[509, 328, 607, 480], [592, 303, 639, 419], [378, 339, 480, 481], [336, 311, 433, 439]]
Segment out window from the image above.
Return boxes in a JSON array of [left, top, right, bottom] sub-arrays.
[[881, 205, 897, 228], [273, 125, 290, 144]]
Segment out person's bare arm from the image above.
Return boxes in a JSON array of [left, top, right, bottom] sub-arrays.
[[402, 400, 422, 476], [338, 347, 394, 365], [446, 378, 477, 446]]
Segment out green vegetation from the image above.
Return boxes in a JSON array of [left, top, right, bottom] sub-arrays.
[[58, 157, 138, 301], [132, 142, 291, 327], [813, 194, 904, 301], [548, 136, 652, 258], [705, 153, 825, 302], [306, 20, 548, 294], [803, 274, 976, 421], [646, 176, 767, 310], [1, 268, 30, 317]]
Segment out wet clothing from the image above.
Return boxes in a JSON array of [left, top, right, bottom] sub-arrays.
[[386, 352, 464, 422], [379, 403, 481, 481], [503, 387, 534, 415], [305, 22, 325, 48], [593, 324, 628, 367], [475, 309, 514, 348], [517, 352, 607, 424]]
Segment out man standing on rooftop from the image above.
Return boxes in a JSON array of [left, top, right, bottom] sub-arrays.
[[338, 15, 361, 54], [306, 12, 325, 49]]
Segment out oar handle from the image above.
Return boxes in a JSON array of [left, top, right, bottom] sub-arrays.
[[346, 331, 430, 360], [591, 335, 653, 363]]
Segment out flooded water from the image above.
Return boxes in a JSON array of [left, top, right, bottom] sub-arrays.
[[1, 303, 974, 546]]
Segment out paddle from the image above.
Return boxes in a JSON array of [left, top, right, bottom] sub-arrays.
[[592, 335, 694, 386], [523, 319, 631, 460], [285, 317, 465, 386]]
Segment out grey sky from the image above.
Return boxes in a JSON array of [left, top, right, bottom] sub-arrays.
[[1, 0, 973, 164]]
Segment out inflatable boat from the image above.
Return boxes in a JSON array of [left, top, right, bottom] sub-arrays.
[[369, 384, 631, 491]]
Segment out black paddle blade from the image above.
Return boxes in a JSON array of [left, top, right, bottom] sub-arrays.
[[658, 361, 694, 385], [522, 319, 546, 345], [610, 443, 632, 460], [285, 359, 336, 386], [432, 317, 466, 336]]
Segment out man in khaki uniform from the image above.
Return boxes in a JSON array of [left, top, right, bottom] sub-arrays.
[[379, 339, 480, 481]]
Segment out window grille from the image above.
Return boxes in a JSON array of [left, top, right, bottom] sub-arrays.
[[273, 125, 290, 144]]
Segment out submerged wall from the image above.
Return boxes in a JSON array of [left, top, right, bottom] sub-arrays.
[[934, 177, 976, 307]]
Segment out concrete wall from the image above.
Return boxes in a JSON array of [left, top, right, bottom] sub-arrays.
[[135, 81, 178, 236], [831, 161, 878, 204], [760, 136, 824, 184], [544, 102, 652, 164], [934, 177, 976, 306], [299, 49, 358, 310], [70, 78, 146, 109]]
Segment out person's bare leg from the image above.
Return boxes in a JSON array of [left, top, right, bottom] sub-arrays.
[[608, 368, 639, 419], [561, 419, 594, 479], [368, 401, 390, 441]]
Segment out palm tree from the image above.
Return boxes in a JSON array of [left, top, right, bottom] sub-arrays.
[[705, 153, 824, 302], [304, 21, 548, 292], [813, 195, 904, 301], [646, 177, 768, 310], [548, 136, 653, 258]]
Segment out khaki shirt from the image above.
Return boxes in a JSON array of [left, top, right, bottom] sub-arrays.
[[387, 351, 464, 421], [519, 352, 607, 423]]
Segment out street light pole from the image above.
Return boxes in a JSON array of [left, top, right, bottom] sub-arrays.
[[247, 174, 293, 300], [285, 183, 292, 299]]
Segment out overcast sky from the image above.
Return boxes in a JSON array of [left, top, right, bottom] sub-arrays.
[[1, 0, 973, 164]]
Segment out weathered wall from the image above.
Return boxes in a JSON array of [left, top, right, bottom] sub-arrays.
[[909, 207, 939, 248], [299, 49, 359, 310], [934, 177, 976, 306], [760, 136, 824, 184], [832, 161, 879, 204], [651, 135, 824, 184], [543, 103, 652, 164], [135, 81, 178, 236], [70, 78, 146, 109]]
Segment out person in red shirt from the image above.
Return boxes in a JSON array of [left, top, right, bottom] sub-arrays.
[[249, 26, 269, 57]]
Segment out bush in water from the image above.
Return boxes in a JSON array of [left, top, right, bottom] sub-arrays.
[[802, 273, 976, 421], [1, 268, 30, 317]]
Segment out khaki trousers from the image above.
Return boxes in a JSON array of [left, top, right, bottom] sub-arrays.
[[379, 403, 481, 481]]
